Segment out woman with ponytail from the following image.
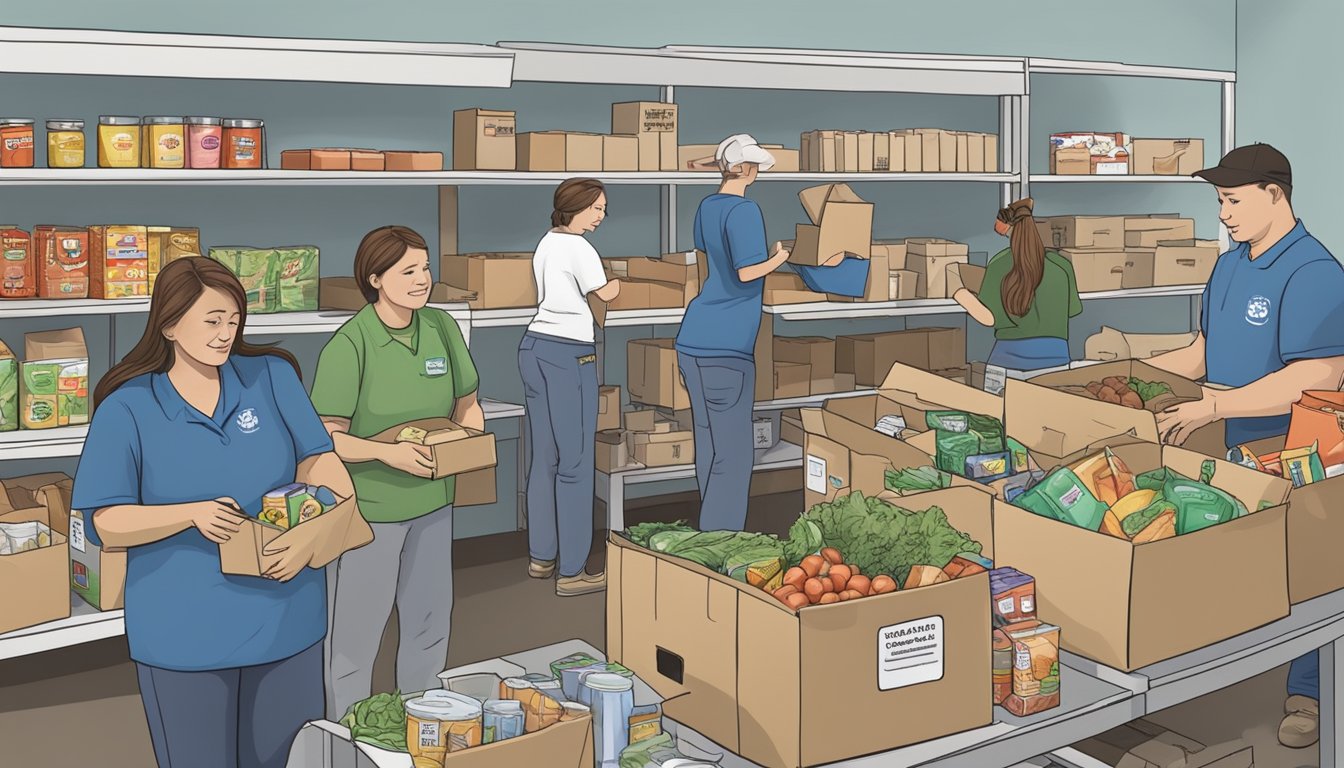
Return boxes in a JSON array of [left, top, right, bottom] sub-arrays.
[[953, 198, 1082, 370]]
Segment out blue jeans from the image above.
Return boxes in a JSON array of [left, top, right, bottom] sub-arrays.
[[136, 641, 324, 768], [987, 337, 1071, 371], [678, 352, 756, 532], [1288, 650, 1319, 700], [519, 332, 598, 578]]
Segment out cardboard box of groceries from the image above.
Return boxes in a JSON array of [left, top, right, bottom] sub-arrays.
[[440, 253, 537, 309], [1084, 327, 1198, 362], [993, 419, 1290, 671], [53, 474, 128, 611], [219, 491, 374, 578], [453, 109, 517, 171], [22, 328, 89, 430], [790, 184, 873, 267], [607, 485, 994, 768], [0, 473, 73, 633], [371, 418, 498, 488]]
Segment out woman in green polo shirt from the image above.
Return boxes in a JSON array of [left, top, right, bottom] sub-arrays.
[[953, 198, 1082, 370], [309, 225, 483, 719]]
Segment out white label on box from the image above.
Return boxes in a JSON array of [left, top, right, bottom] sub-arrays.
[[419, 720, 440, 748], [1095, 161, 1129, 175], [997, 597, 1015, 616], [878, 616, 944, 691], [1021, 596, 1035, 615], [982, 365, 1008, 396], [754, 419, 774, 448], [806, 455, 827, 494], [69, 511, 86, 553], [874, 415, 907, 437]]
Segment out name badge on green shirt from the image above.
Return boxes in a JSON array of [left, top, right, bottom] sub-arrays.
[[425, 357, 447, 376]]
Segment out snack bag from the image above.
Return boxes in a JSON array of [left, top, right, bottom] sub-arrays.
[[1014, 468, 1108, 531]]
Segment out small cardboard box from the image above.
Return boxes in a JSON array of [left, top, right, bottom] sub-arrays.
[[626, 257, 698, 287], [440, 253, 537, 309], [605, 279, 687, 311], [1084, 327, 1198, 362], [624, 408, 657, 434], [781, 410, 806, 447], [678, 144, 719, 171], [1131, 138, 1205, 176], [146, 226, 202, 294], [773, 362, 812, 399], [0, 338, 16, 432], [908, 253, 970, 299], [280, 148, 353, 171], [760, 146, 800, 173], [33, 226, 91, 299], [1123, 216, 1196, 248], [1151, 240, 1220, 286], [947, 263, 986, 296], [801, 130, 838, 173], [371, 418, 498, 483], [0, 473, 72, 634], [595, 430, 629, 473], [1051, 146, 1091, 175], [453, 109, 517, 171], [608, 485, 992, 768], [384, 151, 444, 172], [763, 272, 826, 305], [602, 135, 639, 172], [627, 338, 689, 411], [350, 149, 386, 172], [22, 328, 89, 430], [1049, 132, 1131, 175], [888, 269, 919, 301], [1037, 216, 1126, 250], [993, 430, 1290, 671], [631, 429, 694, 467], [598, 386, 622, 432], [219, 494, 375, 578], [564, 133, 604, 172], [1060, 248, 1128, 292], [516, 132, 568, 172], [870, 241, 907, 270], [836, 327, 966, 385], [790, 184, 873, 267], [774, 337, 835, 394], [611, 101, 678, 172]]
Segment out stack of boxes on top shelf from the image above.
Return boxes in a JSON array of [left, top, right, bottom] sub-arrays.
[[1048, 131, 1205, 176], [800, 128, 1000, 173], [453, 102, 682, 173], [1037, 214, 1219, 292]]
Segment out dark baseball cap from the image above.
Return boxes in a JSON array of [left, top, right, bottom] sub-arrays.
[[1193, 143, 1292, 193]]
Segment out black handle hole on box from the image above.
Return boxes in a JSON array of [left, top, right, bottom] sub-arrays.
[[656, 647, 684, 684]]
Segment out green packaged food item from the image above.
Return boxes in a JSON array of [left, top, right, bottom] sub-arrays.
[[926, 410, 969, 433], [1137, 462, 1247, 535], [937, 431, 981, 475], [276, 246, 320, 312], [884, 465, 952, 495], [1121, 497, 1177, 537], [0, 341, 17, 433], [965, 452, 1012, 481], [1007, 438, 1031, 474], [211, 247, 279, 314], [1015, 468, 1108, 531]]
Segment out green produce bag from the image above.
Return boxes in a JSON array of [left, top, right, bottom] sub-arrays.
[[1138, 461, 1247, 535], [1014, 468, 1108, 532]]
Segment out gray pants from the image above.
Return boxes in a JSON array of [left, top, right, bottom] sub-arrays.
[[325, 505, 454, 719], [136, 642, 323, 768], [518, 331, 598, 578], [678, 352, 756, 532]]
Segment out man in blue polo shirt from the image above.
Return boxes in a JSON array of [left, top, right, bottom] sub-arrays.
[[1149, 143, 1344, 750]]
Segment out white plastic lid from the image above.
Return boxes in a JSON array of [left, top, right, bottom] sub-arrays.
[[405, 690, 482, 721], [483, 699, 524, 714], [582, 673, 633, 693]]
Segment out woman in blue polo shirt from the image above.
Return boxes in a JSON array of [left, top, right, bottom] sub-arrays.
[[72, 257, 354, 768]]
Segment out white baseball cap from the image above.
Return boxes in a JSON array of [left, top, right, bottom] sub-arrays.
[[715, 133, 775, 171]]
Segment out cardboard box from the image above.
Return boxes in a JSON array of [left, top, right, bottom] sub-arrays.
[[837, 131, 861, 173], [791, 184, 873, 267], [1038, 216, 1126, 250], [773, 362, 812, 399], [349, 149, 386, 172], [1051, 146, 1091, 175], [871, 241, 907, 269], [760, 145, 800, 173], [516, 132, 567, 172], [884, 132, 907, 173], [597, 386, 622, 432], [1084, 327, 1197, 362], [1131, 138, 1205, 176], [22, 328, 89, 429], [763, 272, 826, 305], [906, 239, 970, 299], [0, 338, 16, 432], [1123, 216, 1196, 248], [612, 101, 678, 171], [906, 129, 949, 172], [773, 337, 835, 394], [678, 144, 719, 171], [595, 429, 629, 473], [219, 493, 375, 578], [837, 327, 966, 384], [889, 269, 918, 300], [1151, 239, 1219, 286], [0, 473, 72, 634], [1060, 249, 1129, 292], [626, 257, 698, 287], [33, 226, 90, 299], [385, 151, 444, 172], [88, 225, 149, 298], [567, 133, 604, 172], [370, 418, 498, 493], [280, 148, 355, 171], [606, 278, 691, 310], [963, 132, 986, 173], [607, 486, 993, 767], [1011, 358, 1226, 459], [627, 338, 689, 410], [984, 134, 999, 171], [993, 428, 1290, 670], [1049, 132, 1131, 175], [146, 226, 202, 294], [441, 253, 536, 309], [453, 108, 517, 171], [827, 246, 890, 303], [602, 135, 639, 172], [0, 227, 36, 299], [780, 410, 805, 448], [69, 498, 127, 612], [948, 262, 985, 296], [624, 408, 657, 434], [631, 429, 694, 467]]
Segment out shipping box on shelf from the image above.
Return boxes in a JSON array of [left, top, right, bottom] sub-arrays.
[[1049, 132, 1132, 175], [678, 144, 719, 171], [602, 135, 639, 172], [595, 429, 630, 473], [22, 328, 88, 430], [772, 362, 811, 399], [608, 484, 993, 768], [146, 227, 203, 294], [1084, 327, 1198, 362], [1152, 239, 1220, 286], [604, 279, 691, 311], [89, 225, 149, 298], [626, 257, 699, 290], [763, 272, 826, 305], [598, 386, 622, 432], [773, 337, 835, 395], [888, 269, 918, 300], [836, 327, 966, 385], [453, 108, 517, 171], [905, 238, 970, 298], [1061, 249, 1129, 292], [1037, 216, 1126, 250], [870, 241, 908, 269], [1123, 216, 1197, 248], [0, 338, 16, 432], [441, 252, 537, 309], [800, 130, 837, 173], [1131, 138, 1205, 176], [384, 151, 445, 172], [790, 184, 873, 267], [33, 226, 91, 299], [611, 101, 679, 171], [219, 493, 375, 578], [281, 148, 377, 171], [0, 472, 73, 634], [627, 338, 689, 411], [631, 429, 694, 467], [993, 411, 1290, 671], [1012, 359, 1226, 458]]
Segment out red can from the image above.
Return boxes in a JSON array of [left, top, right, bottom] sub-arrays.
[[222, 119, 264, 169]]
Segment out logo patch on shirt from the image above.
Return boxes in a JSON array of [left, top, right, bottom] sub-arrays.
[[578, 354, 596, 365], [1246, 295, 1272, 327], [236, 408, 261, 434], [425, 357, 447, 376]]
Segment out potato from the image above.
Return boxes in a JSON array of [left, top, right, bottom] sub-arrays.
[[818, 593, 840, 605], [847, 563, 861, 575], [804, 578, 825, 604], [818, 576, 835, 594], [801, 555, 825, 579], [1120, 390, 1144, 410], [773, 585, 799, 600], [783, 567, 808, 590], [827, 564, 852, 592], [1097, 386, 1122, 404], [1103, 376, 1128, 391], [836, 590, 852, 602], [847, 575, 872, 595], [1085, 381, 1104, 396], [785, 593, 809, 611], [842, 589, 864, 601], [820, 547, 844, 566], [871, 575, 897, 594]]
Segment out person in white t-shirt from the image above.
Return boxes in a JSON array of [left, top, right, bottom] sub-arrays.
[[518, 178, 621, 596]]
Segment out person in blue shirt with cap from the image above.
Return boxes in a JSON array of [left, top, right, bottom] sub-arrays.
[[71, 257, 355, 768], [1147, 143, 1344, 750]]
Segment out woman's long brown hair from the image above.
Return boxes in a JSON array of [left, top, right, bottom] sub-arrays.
[[93, 257, 302, 410], [998, 198, 1046, 318]]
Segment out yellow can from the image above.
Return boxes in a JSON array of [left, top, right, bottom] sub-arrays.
[[46, 120, 85, 168], [142, 116, 185, 168], [97, 116, 141, 168], [405, 692, 483, 767]]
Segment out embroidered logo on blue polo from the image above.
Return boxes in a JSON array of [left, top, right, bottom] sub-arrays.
[[425, 357, 447, 376], [1246, 296, 1271, 327], [236, 408, 261, 434]]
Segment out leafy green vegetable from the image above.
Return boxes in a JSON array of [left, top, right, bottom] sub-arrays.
[[340, 691, 407, 752], [885, 466, 952, 494], [1128, 377, 1173, 403], [647, 530, 699, 553], [625, 520, 693, 548], [783, 518, 824, 567]]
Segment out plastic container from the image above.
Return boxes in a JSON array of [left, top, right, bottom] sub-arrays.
[[0, 119, 36, 167], [222, 118, 264, 169], [98, 116, 141, 168], [142, 117, 185, 168], [584, 673, 635, 768], [46, 120, 85, 168], [482, 699, 525, 744], [185, 117, 222, 169], [405, 690, 483, 763]]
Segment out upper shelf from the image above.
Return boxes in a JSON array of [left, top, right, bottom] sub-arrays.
[[0, 26, 515, 86], [1028, 57, 1236, 83], [1030, 175, 1207, 184]]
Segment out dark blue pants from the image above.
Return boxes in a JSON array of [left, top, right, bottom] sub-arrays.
[[1288, 650, 1319, 700], [987, 337, 1071, 371], [136, 641, 324, 768], [678, 352, 756, 532], [519, 332, 598, 578]]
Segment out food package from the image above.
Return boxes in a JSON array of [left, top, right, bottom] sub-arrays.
[[89, 225, 149, 298], [990, 567, 1037, 627], [22, 328, 89, 429], [992, 627, 1014, 705], [1287, 390, 1344, 471], [1069, 447, 1137, 506], [1280, 442, 1326, 488], [210, 247, 279, 313], [0, 339, 15, 432], [1130, 509, 1177, 543], [146, 227, 202, 294], [0, 520, 54, 555], [1136, 462, 1248, 536], [258, 483, 337, 530], [0, 227, 36, 299], [33, 226, 90, 299], [1014, 467, 1108, 531], [943, 554, 990, 580], [1003, 621, 1062, 716], [275, 246, 320, 312]]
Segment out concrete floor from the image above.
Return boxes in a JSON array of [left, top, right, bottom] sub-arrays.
[[0, 491, 1321, 768]]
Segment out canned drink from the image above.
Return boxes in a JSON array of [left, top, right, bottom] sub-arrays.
[[584, 673, 635, 768], [482, 699, 525, 744]]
